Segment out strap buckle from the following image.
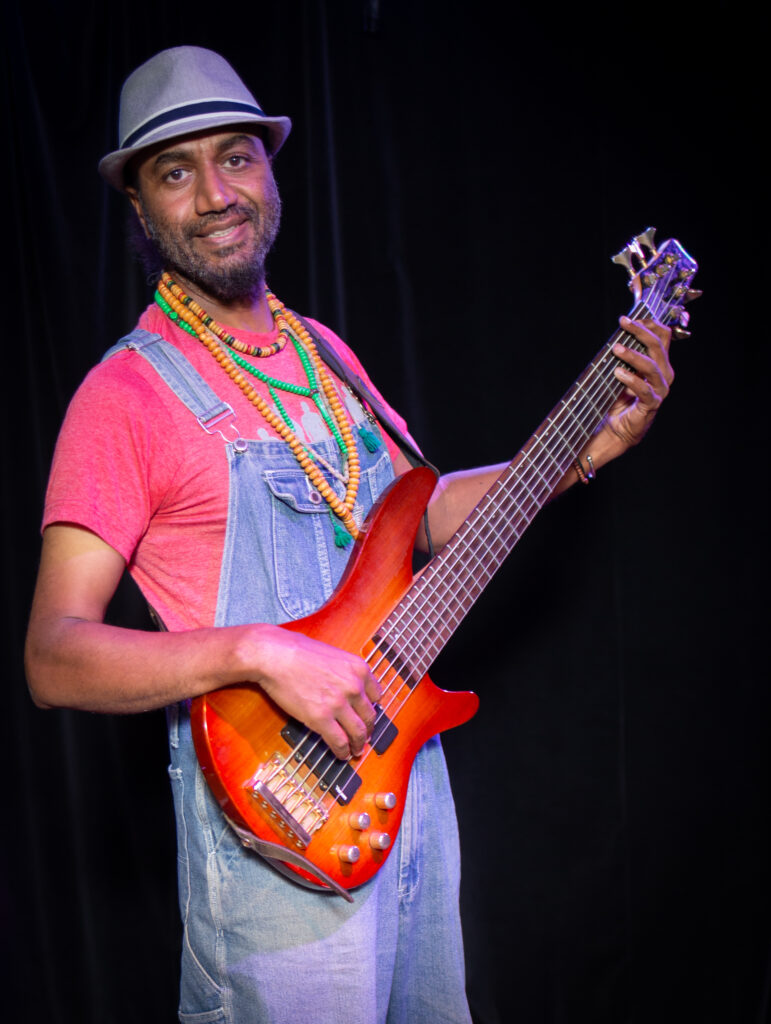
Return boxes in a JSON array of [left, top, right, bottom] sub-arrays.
[[197, 403, 245, 449]]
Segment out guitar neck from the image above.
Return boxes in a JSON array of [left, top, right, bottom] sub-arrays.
[[372, 229, 699, 683], [374, 301, 653, 678]]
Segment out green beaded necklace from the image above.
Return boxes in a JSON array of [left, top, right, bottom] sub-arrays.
[[155, 288, 350, 458], [155, 286, 376, 493]]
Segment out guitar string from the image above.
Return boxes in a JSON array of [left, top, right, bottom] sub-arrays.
[[267, 264, 683, 822], [275, 322, 643, 820], [366, 267, 685, 694], [281, 292, 684, 832], [353, 280, 675, 725], [273, 280, 675, 815], [365, 299, 659, 676], [280, 294, 666, 820]]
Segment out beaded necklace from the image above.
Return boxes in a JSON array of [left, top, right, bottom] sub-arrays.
[[161, 271, 288, 357], [155, 274, 361, 543]]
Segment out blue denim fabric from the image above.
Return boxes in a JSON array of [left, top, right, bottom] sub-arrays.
[[113, 332, 470, 1023]]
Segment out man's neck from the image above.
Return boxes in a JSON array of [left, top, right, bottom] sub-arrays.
[[170, 273, 274, 333]]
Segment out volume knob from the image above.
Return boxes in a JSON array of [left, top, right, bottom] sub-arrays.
[[348, 812, 371, 831], [375, 792, 397, 810], [338, 845, 360, 864], [369, 832, 391, 851]]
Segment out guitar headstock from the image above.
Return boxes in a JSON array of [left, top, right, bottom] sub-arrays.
[[612, 227, 700, 339]]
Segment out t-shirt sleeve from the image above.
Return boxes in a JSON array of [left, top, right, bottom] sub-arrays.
[[43, 355, 180, 562]]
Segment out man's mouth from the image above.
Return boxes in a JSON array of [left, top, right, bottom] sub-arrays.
[[195, 216, 248, 239], [192, 206, 256, 240]]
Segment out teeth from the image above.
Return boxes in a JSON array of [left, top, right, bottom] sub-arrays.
[[208, 227, 236, 238]]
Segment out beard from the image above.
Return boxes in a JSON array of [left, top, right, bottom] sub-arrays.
[[134, 178, 282, 304]]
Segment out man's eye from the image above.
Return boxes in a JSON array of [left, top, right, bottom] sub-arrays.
[[225, 154, 248, 168], [164, 168, 188, 183]]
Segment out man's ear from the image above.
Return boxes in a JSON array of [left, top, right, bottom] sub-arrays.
[[125, 187, 150, 239]]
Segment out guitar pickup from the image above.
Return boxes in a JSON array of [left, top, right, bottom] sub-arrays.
[[281, 721, 362, 804], [370, 704, 398, 754]]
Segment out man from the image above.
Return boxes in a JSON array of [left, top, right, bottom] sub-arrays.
[[25, 47, 674, 1023]]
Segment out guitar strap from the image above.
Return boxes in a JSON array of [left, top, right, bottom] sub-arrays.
[[291, 312, 438, 558], [290, 313, 435, 472]]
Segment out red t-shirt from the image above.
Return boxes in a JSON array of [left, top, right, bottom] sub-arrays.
[[43, 304, 413, 631]]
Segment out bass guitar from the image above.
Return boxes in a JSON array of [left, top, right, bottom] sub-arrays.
[[191, 228, 699, 898]]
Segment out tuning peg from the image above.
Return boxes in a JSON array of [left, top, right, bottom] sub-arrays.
[[672, 326, 691, 340], [611, 247, 635, 277], [685, 288, 703, 303], [634, 227, 658, 257], [667, 306, 690, 327]]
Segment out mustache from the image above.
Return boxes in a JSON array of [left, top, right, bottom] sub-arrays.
[[183, 204, 258, 241]]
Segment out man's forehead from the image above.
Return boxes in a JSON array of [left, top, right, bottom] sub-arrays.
[[151, 128, 267, 159]]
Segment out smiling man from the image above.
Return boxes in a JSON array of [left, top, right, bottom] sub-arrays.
[[25, 47, 675, 1024], [128, 129, 282, 307]]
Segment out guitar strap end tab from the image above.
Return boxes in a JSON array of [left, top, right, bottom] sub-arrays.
[[224, 815, 355, 902]]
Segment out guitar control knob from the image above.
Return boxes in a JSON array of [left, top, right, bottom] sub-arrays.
[[369, 832, 391, 851], [375, 792, 397, 810], [338, 845, 360, 864], [348, 812, 371, 831]]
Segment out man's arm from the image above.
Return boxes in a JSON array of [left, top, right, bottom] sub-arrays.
[[25, 524, 380, 759], [408, 316, 674, 550]]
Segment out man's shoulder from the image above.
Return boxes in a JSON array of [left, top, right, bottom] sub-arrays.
[[80, 343, 165, 398], [66, 332, 189, 437]]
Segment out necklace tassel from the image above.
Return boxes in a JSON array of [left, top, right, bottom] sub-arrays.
[[358, 423, 381, 453], [331, 513, 354, 548]]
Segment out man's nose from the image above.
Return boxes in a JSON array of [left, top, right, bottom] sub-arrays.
[[195, 163, 235, 215]]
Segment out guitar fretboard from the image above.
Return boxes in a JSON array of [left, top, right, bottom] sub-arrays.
[[374, 303, 653, 677]]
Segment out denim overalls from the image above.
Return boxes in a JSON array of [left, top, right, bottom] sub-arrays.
[[106, 330, 471, 1024]]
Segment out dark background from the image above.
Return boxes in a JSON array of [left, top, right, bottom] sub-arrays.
[[4, 2, 766, 1022]]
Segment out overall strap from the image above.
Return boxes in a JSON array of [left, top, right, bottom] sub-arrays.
[[102, 329, 239, 440]]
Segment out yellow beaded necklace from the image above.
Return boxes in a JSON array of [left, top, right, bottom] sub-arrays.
[[155, 274, 361, 542]]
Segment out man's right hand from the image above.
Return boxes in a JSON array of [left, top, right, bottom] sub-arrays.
[[233, 625, 382, 760]]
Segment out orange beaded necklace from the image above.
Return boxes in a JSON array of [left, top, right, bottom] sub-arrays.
[[155, 274, 361, 542]]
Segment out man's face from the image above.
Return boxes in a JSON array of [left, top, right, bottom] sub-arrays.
[[127, 129, 281, 305]]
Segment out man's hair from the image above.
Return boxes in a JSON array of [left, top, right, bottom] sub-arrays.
[[127, 205, 163, 282]]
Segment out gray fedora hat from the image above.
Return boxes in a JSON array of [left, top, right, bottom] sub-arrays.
[[98, 46, 292, 190]]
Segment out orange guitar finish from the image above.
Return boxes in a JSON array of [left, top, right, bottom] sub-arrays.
[[191, 467, 480, 892]]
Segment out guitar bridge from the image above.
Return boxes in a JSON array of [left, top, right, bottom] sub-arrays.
[[244, 757, 329, 849]]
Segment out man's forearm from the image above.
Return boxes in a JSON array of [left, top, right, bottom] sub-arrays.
[[25, 616, 275, 714]]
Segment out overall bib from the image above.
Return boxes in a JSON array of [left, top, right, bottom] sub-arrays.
[[107, 330, 471, 1024]]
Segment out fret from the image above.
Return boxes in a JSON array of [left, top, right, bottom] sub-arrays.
[[373, 240, 697, 675]]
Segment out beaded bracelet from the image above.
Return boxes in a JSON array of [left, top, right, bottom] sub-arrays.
[[574, 455, 596, 485]]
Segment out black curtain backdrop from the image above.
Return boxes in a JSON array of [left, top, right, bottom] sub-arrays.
[[4, 2, 766, 1022]]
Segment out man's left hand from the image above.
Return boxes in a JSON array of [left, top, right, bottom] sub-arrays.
[[600, 315, 675, 453]]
